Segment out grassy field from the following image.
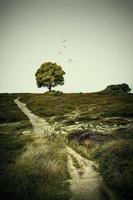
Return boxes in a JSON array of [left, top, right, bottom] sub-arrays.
[[91, 140, 133, 200], [0, 94, 70, 200], [0, 127, 70, 200], [20, 92, 133, 119], [0, 94, 28, 123], [0, 92, 133, 200]]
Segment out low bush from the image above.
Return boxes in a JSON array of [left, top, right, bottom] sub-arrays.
[[91, 140, 133, 200], [52, 90, 63, 96]]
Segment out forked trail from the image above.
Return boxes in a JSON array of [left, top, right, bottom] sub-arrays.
[[14, 98, 115, 200]]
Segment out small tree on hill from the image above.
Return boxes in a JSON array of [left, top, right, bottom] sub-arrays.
[[120, 83, 131, 93], [35, 62, 65, 92], [105, 83, 131, 93]]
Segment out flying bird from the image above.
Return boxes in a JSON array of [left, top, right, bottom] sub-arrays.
[[67, 59, 72, 63], [62, 39, 67, 43]]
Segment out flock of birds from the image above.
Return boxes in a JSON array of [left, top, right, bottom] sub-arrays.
[[58, 39, 73, 64]]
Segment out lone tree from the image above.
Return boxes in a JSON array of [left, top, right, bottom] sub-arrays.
[[35, 62, 65, 92]]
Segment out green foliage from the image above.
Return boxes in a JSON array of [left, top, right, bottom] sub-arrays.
[[0, 124, 70, 200], [52, 90, 63, 96], [44, 90, 63, 96], [120, 83, 131, 93], [1, 93, 133, 200], [35, 62, 65, 91], [0, 94, 28, 123], [0, 122, 33, 200], [20, 93, 133, 121], [92, 140, 133, 200], [78, 92, 83, 95], [104, 83, 131, 94], [0, 94, 71, 200]]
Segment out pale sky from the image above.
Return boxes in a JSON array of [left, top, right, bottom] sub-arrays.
[[0, 0, 133, 93]]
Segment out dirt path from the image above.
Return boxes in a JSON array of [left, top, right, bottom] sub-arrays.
[[14, 98, 54, 136], [67, 146, 115, 200], [14, 98, 115, 200]]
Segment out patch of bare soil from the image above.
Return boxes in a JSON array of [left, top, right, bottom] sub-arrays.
[[14, 98, 54, 136], [67, 146, 115, 200]]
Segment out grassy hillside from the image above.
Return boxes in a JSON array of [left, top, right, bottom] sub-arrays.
[[20, 92, 133, 120], [0, 94, 28, 123], [0, 92, 133, 200], [0, 94, 70, 200], [20, 92, 133, 200]]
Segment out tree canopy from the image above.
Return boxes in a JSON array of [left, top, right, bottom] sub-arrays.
[[104, 83, 131, 94], [35, 62, 65, 91]]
